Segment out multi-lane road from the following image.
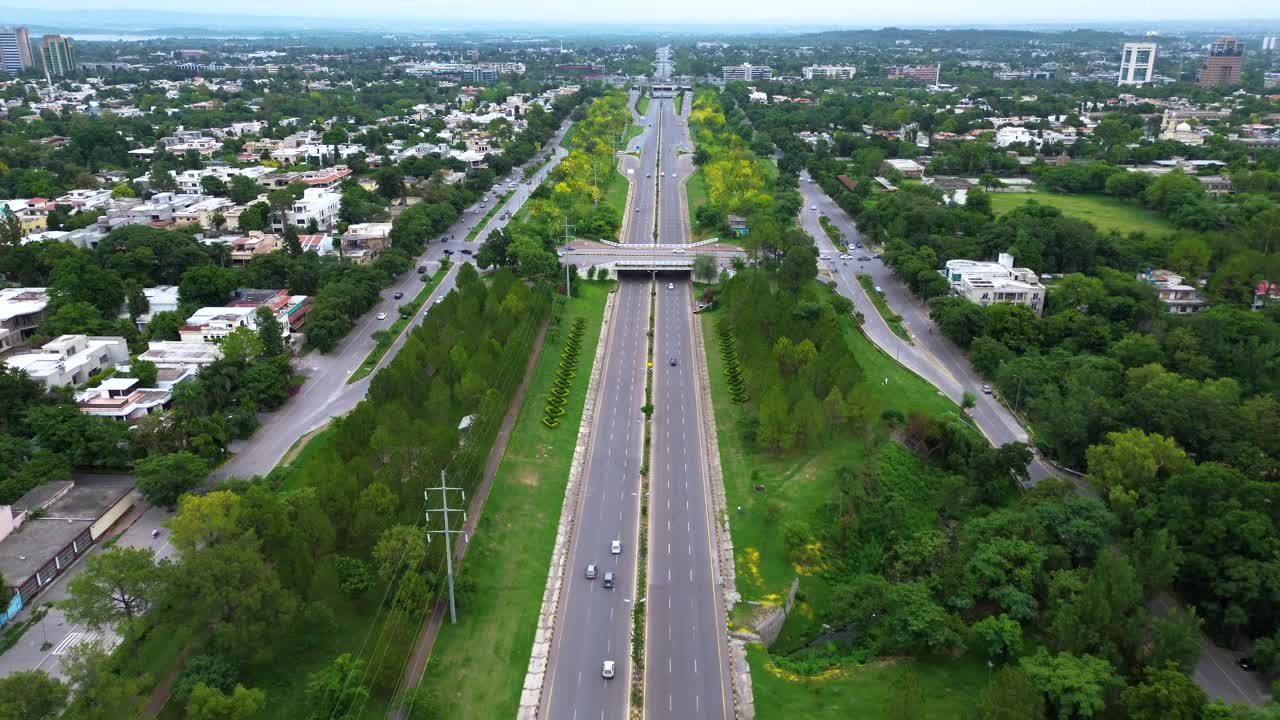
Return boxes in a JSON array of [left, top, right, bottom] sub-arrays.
[[540, 83, 732, 720]]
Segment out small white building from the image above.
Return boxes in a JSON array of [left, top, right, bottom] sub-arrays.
[[279, 188, 340, 231], [1139, 269, 1209, 314], [943, 253, 1045, 315], [77, 378, 172, 422], [995, 126, 1038, 148], [3, 335, 130, 389], [137, 340, 223, 368]]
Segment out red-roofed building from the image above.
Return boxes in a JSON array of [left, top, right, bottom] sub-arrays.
[[1253, 281, 1280, 311], [837, 175, 857, 192]]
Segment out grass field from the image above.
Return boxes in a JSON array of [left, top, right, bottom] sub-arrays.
[[636, 94, 650, 116], [348, 268, 447, 383], [855, 274, 911, 343], [603, 166, 630, 235], [989, 191, 1176, 236], [747, 646, 987, 720], [685, 169, 714, 241], [416, 281, 614, 720]]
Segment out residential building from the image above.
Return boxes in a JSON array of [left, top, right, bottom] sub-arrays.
[[3, 335, 130, 389], [342, 222, 393, 253], [1118, 42, 1157, 86], [802, 65, 857, 80], [723, 63, 773, 82], [53, 188, 111, 211], [882, 158, 925, 179], [225, 233, 281, 265], [38, 34, 75, 78], [180, 289, 310, 343], [77, 377, 172, 422], [1197, 175, 1234, 196], [943, 253, 1045, 315], [1252, 281, 1280, 311], [1199, 36, 1245, 88], [173, 197, 234, 229], [885, 65, 940, 84], [995, 126, 1039, 148], [277, 188, 340, 231], [0, 287, 49, 357], [137, 340, 222, 368], [0, 26, 32, 74], [1139, 269, 1208, 314]]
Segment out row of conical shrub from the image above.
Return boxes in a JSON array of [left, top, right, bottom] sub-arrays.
[[543, 317, 588, 428], [718, 322, 748, 404]]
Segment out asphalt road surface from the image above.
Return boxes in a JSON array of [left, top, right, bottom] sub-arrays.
[[540, 279, 648, 720], [644, 92, 733, 719]]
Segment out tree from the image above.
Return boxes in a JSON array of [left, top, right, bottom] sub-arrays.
[[255, 306, 286, 358], [110, 183, 137, 199], [778, 244, 817, 294], [973, 614, 1023, 661], [1150, 607, 1203, 673], [0, 670, 68, 720], [1119, 664, 1206, 720], [375, 166, 405, 202], [398, 684, 443, 720], [1019, 649, 1118, 720], [0, 212, 22, 247], [974, 666, 1045, 720], [149, 163, 178, 193], [179, 264, 237, 307], [692, 254, 718, 284], [135, 451, 210, 509], [61, 641, 147, 719], [227, 175, 261, 205], [237, 202, 271, 232], [172, 653, 240, 701], [61, 546, 165, 630], [970, 336, 1014, 378], [219, 326, 265, 364], [305, 653, 369, 720], [200, 175, 228, 197], [130, 359, 158, 388], [373, 524, 427, 581], [185, 684, 265, 720], [283, 223, 303, 257], [335, 556, 374, 598]]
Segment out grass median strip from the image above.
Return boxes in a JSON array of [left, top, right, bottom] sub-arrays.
[[636, 94, 650, 116], [465, 191, 514, 242], [855, 273, 912, 344], [416, 281, 613, 720], [819, 215, 842, 246], [347, 267, 446, 383]]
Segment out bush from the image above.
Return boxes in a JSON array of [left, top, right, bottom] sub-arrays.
[[172, 653, 239, 701]]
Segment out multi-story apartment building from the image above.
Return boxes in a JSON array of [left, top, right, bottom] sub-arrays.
[[1199, 36, 1245, 88], [38, 34, 74, 78], [885, 64, 941, 84], [802, 65, 857, 80], [722, 63, 773, 82], [0, 26, 32, 74], [1118, 42, 1156, 85]]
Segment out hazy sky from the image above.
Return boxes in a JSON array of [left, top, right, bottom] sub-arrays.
[[36, 0, 1280, 26]]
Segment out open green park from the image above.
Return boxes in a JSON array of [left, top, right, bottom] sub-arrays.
[[988, 191, 1176, 237], [416, 281, 613, 720], [699, 279, 978, 719]]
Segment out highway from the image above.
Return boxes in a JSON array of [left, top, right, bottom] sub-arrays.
[[539, 279, 647, 720], [645, 91, 733, 720]]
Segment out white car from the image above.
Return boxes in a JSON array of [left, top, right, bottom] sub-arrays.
[[810, 206, 818, 211], [376, 312, 387, 320], [602, 660, 615, 679], [671, 247, 685, 254], [611, 539, 622, 554], [667, 282, 674, 289], [839, 254, 851, 260]]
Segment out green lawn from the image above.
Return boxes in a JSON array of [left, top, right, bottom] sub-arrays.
[[621, 123, 645, 152], [603, 166, 630, 234], [465, 192, 514, 242], [416, 281, 614, 720], [675, 93, 684, 115], [855, 274, 911, 344], [988, 191, 1176, 237], [559, 124, 579, 149], [747, 646, 987, 720], [636, 94, 650, 116], [348, 268, 447, 383], [685, 169, 714, 241], [819, 215, 842, 246]]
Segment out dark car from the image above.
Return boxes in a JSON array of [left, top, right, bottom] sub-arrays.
[[417, 265, 427, 274], [602, 571, 615, 589], [1239, 657, 1257, 672], [669, 357, 677, 366], [460, 249, 473, 255], [394, 291, 404, 300], [442, 249, 454, 255]]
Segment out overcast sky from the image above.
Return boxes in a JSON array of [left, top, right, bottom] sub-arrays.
[[36, 0, 1280, 26]]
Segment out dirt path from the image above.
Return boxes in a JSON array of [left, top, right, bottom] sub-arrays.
[[140, 634, 200, 718], [389, 315, 551, 718]]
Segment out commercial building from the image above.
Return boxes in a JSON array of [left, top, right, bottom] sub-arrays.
[[882, 158, 926, 179], [885, 64, 940, 84], [3, 335, 129, 390], [0, 26, 32, 74], [1118, 42, 1157, 86], [722, 63, 773, 82], [1139, 269, 1208, 314], [802, 65, 857, 80], [1262, 37, 1278, 51], [0, 476, 138, 623], [1199, 36, 1245, 88], [38, 34, 74, 78], [943, 253, 1045, 315]]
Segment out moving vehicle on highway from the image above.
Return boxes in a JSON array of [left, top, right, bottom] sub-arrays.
[[585, 563, 597, 579], [611, 539, 622, 554], [394, 291, 403, 299], [603, 571, 614, 589], [376, 312, 387, 320], [602, 660, 615, 679]]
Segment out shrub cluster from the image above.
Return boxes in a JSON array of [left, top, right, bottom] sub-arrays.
[[718, 322, 748, 404], [543, 317, 587, 428]]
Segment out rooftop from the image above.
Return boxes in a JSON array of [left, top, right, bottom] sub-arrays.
[[0, 475, 135, 585]]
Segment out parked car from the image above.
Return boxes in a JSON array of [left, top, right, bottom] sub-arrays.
[[981, 384, 992, 395], [460, 249, 473, 255]]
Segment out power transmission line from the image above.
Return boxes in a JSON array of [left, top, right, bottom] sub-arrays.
[[424, 472, 466, 625]]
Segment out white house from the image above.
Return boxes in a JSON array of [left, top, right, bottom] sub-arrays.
[[278, 188, 340, 231], [3, 335, 130, 389], [943, 253, 1046, 315]]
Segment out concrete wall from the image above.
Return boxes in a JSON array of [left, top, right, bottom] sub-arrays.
[[90, 489, 138, 540]]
